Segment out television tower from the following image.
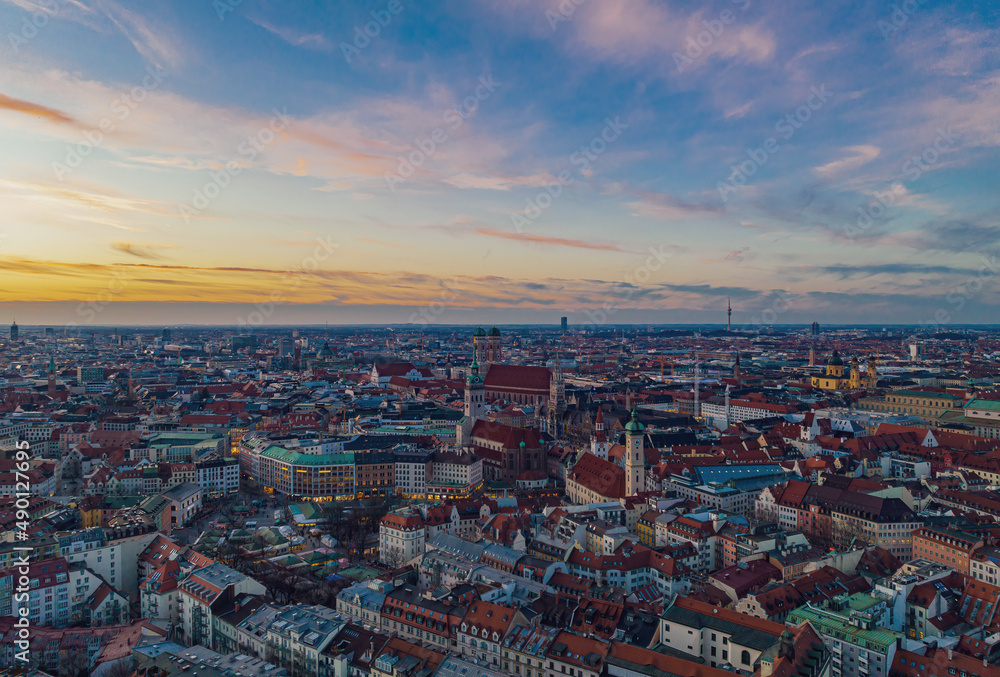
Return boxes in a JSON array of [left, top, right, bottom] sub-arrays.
[[727, 297, 732, 331]]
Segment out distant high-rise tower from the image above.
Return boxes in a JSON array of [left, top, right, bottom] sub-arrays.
[[560, 316, 568, 333], [161, 327, 171, 342], [9, 321, 17, 342], [811, 321, 820, 336], [624, 410, 645, 497], [727, 297, 732, 331]]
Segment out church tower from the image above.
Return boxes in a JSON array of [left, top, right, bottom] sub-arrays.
[[472, 326, 488, 365], [733, 352, 742, 387], [548, 356, 566, 435], [486, 326, 502, 363], [849, 357, 861, 389], [865, 358, 878, 387], [457, 357, 485, 447], [624, 409, 645, 497], [591, 408, 609, 460]]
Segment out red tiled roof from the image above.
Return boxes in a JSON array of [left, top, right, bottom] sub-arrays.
[[484, 364, 551, 393], [461, 600, 518, 638], [891, 647, 1000, 677], [470, 419, 543, 449], [569, 452, 625, 498], [609, 642, 731, 677]]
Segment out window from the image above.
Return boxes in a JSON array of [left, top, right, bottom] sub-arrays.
[[741, 651, 751, 665]]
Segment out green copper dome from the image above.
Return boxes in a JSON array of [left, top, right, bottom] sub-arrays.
[[625, 409, 644, 434], [488, 326, 501, 337], [473, 326, 487, 337], [317, 341, 334, 357], [827, 350, 844, 366], [467, 357, 483, 385]]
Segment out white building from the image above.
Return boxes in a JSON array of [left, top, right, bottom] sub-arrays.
[[393, 447, 433, 499], [178, 562, 265, 647], [0, 557, 125, 628], [60, 528, 157, 595], [161, 482, 203, 527], [379, 508, 426, 565], [195, 457, 240, 498]]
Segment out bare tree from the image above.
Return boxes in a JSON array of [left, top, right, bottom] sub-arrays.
[[755, 501, 778, 523], [833, 516, 873, 550], [381, 545, 405, 569], [103, 657, 138, 677], [57, 648, 90, 677], [257, 563, 299, 604]]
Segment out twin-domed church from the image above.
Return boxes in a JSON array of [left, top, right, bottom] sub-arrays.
[[811, 350, 878, 390]]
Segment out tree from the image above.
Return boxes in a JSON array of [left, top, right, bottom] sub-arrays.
[[755, 499, 778, 523], [833, 515, 873, 550], [381, 545, 405, 569], [103, 657, 138, 677], [57, 648, 90, 677], [257, 563, 298, 604], [214, 538, 251, 572]]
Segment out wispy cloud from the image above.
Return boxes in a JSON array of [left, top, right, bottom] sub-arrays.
[[0, 93, 77, 126], [627, 192, 723, 221], [87, 0, 184, 68], [803, 262, 985, 279], [247, 15, 330, 50], [472, 228, 626, 252], [814, 145, 881, 179], [111, 241, 178, 259]]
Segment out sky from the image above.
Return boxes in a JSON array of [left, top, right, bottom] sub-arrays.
[[0, 0, 998, 328]]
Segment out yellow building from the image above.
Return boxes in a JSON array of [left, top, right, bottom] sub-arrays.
[[637, 511, 656, 547], [811, 351, 877, 390], [857, 389, 964, 419], [76, 496, 103, 528]]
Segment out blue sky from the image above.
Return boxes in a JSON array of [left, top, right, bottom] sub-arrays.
[[0, 0, 998, 327]]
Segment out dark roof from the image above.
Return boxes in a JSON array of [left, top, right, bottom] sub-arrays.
[[660, 598, 783, 651]]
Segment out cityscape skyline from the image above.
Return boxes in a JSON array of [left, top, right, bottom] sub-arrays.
[[1, 0, 998, 325]]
